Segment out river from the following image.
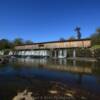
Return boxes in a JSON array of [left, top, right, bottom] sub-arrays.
[[0, 58, 100, 100]]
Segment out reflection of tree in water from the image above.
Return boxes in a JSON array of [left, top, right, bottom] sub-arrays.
[[92, 62, 100, 84], [92, 62, 100, 75]]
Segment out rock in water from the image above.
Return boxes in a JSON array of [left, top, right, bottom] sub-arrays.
[[12, 90, 35, 100]]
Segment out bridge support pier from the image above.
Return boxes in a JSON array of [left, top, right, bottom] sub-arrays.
[[63, 49, 67, 58], [58, 49, 67, 58], [73, 48, 76, 59], [58, 49, 62, 58]]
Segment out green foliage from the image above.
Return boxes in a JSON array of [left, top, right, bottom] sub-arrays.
[[67, 48, 92, 57], [67, 49, 73, 57], [25, 40, 33, 44], [4, 49, 10, 55], [0, 39, 12, 50], [91, 45, 100, 50], [76, 48, 92, 57], [90, 28, 100, 58], [13, 38, 24, 46], [91, 28, 100, 45], [0, 38, 34, 50], [93, 49, 100, 58]]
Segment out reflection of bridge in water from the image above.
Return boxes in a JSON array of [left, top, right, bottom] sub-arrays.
[[14, 58, 94, 75]]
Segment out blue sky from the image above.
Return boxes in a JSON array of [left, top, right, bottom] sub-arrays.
[[0, 0, 100, 42]]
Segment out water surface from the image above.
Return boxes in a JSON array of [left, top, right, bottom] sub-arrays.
[[0, 58, 100, 100]]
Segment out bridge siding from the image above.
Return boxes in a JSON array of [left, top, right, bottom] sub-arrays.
[[15, 39, 91, 50], [11, 39, 91, 58]]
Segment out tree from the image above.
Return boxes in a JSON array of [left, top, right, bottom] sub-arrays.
[[68, 36, 76, 40], [25, 40, 33, 44], [90, 28, 100, 59], [75, 27, 81, 39], [91, 28, 100, 45], [0, 39, 12, 50], [59, 37, 66, 41], [13, 38, 24, 46]]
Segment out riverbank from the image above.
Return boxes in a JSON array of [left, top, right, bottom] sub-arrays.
[[67, 57, 97, 62]]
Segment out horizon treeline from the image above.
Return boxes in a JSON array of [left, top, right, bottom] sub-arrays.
[[0, 38, 33, 50]]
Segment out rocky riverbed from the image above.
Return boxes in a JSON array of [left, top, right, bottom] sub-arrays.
[[12, 81, 99, 100]]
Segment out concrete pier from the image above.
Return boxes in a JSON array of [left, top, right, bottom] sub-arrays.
[[73, 49, 76, 59]]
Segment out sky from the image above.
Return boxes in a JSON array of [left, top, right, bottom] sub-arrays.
[[0, 0, 100, 42]]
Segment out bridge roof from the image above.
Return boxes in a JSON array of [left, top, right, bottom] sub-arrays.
[[16, 38, 91, 46], [15, 38, 91, 50]]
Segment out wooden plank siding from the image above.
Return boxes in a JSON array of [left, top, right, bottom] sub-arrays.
[[15, 39, 91, 50]]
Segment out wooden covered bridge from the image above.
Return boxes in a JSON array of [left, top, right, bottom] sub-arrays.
[[9, 38, 91, 58]]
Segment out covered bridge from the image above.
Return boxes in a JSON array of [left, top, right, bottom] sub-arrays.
[[12, 38, 91, 58]]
